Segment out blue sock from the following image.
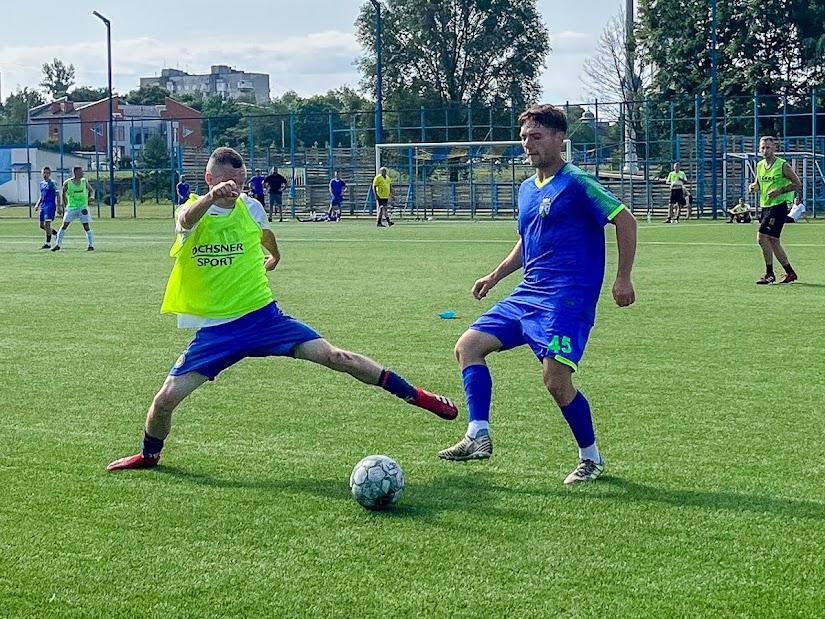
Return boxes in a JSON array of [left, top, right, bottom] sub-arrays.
[[463, 364, 492, 423], [379, 369, 417, 401], [142, 432, 164, 459], [560, 391, 595, 448]]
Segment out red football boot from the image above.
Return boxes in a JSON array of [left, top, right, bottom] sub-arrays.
[[409, 387, 458, 420], [107, 453, 160, 471]]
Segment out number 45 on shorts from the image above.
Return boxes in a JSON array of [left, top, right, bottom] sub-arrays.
[[547, 335, 572, 355]]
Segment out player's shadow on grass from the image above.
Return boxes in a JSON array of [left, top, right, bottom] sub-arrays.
[[787, 282, 825, 289], [155, 466, 513, 522], [545, 476, 825, 522]]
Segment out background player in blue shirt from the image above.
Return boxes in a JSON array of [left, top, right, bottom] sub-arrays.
[[33, 166, 61, 249], [438, 104, 638, 484], [176, 174, 191, 205], [248, 169, 266, 208], [328, 171, 347, 217]]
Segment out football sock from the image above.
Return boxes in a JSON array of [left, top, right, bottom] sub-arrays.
[[142, 432, 164, 459], [378, 369, 417, 401], [86, 230, 94, 247], [782, 262, 795, 275], [580, 443, 601, 463], [765, 263, 774, 276], [463, 365, 492, 438], [56, 229, 65, 247], [560, 391, 596, 451]]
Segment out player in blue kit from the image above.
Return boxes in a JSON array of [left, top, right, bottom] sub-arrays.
[[33, 166, 61, 249], [438, 104, 638, 484]]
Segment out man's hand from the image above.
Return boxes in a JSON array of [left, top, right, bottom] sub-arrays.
[[612, 277, 635, 307], [34, 205, 39, 212], [264, 254, 279, 271], [471, 274, 498, 300], [767, 188, 781, 199], [207, 180, 240, 203], [748, 182, 759, 193]]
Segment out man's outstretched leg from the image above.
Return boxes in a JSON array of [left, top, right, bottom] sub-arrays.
[[107, 372, 208, 470], [294, 338, 457, 420]]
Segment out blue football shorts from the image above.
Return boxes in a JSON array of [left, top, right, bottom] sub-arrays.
[[470, 297, 594, 371], [170, 302, 322, 380], [39, 204, 57, 222]]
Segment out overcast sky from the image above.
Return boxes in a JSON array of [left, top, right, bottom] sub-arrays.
[[0, 0, 626, 105]]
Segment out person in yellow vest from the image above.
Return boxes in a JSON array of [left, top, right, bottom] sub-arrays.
[[748, 136, 801, 284], [53, 166, 95, 251], [107, 147, 458, 470], [372, 166, 394, 227], [663, 162, 689, 223]]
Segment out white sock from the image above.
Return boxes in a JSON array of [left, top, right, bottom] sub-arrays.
[[86, 230, 94, 247], [56, 228, 65, 247], [467, 420, 489, 438], [579, 442, 601, 463]]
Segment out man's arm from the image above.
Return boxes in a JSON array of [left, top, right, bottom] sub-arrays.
[[87, 182, 95, 202], [179, 181, 239, 230], [61, 182, 68, 207], [471, 239, 523, 300], [611, 208, 637, 307], [329, 180, 334, 197], [261, 229, 280, 271]]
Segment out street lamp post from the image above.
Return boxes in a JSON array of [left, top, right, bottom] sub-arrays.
[[370, 0, 384, 148], [93, 10, 116, 218], [710, 0, 719, 218]]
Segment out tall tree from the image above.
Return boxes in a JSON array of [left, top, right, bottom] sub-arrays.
[[355, 0, 550, 108], [141, 134, 170, 203], [41, 59, 76, 99]]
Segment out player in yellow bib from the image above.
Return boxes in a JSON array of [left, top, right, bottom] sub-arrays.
[[748, 136, 801, 284], [53, 166, 95, 251], [372, 167, 394, 227], [664, 162, 689, 223], [107, 147, 458, 470]]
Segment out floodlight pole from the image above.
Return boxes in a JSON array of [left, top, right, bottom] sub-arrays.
[[710, 0, 719, 218], [370, 0, 384, 147], [93, 11, 116, 218]]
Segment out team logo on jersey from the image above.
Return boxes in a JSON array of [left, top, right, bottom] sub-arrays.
[[539, 197, 552, 217], [174, 353, 186, 368]]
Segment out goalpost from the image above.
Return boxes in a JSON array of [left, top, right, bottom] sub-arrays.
[[370, 139, 573, 219], [723, 150, 825, 215]]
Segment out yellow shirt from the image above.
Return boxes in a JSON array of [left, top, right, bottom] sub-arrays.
[[373, 174, 391, 199]]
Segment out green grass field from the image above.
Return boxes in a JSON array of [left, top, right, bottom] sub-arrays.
[[2, 217, 825, 618]]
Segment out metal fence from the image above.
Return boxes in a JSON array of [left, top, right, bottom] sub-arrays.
[[2, 92, 824, 219]]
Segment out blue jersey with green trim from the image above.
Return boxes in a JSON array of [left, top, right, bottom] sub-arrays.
[[513, 163, 624, 320]]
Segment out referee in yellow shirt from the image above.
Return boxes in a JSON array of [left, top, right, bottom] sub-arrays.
[[373, 167, 395, 227]]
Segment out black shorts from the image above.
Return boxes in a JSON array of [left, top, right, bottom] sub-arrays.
[[759, 203, 789, 238], [669, 188, 685, 206], [378, 198, 389, 207]]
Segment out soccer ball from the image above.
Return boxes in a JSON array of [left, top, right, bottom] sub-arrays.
[[349, 455, 405, 510]]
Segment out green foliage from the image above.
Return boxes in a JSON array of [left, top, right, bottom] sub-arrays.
[[40, 58, 76, 98], [355, 0, 549, 107], [68, 86, 111, 102], [0, 88, 46, 144], [35, 138, 84, 153], [638, 0, 825, 134], [124, 85, 171, 106], [141, 134, 170, 203]]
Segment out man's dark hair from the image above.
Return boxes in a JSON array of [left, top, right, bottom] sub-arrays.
[[208, 147, 245, 169], [73, 166, 82, 172], [518, 104, 568, 133], [43, 166, 51, 172]]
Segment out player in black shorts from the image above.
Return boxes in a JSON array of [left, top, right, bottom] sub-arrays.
[[749, 136, 802, 284]]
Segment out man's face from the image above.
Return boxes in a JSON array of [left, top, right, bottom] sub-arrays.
[[206, 163, 247, 193], [42, 169, 51, 181], [759, 139, 775, 157], [272, 167, 278, 174], [73, 168, 83, 179], [674, 163, 680, 171], [519, 120, 564, 169], [335, 172, 341, 179]]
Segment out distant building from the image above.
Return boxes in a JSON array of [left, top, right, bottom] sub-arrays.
[[140, 65, 270, 104], [27, 96, 202, 160]]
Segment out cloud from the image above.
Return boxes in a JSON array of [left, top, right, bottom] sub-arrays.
[[0, 30, 362, 99]]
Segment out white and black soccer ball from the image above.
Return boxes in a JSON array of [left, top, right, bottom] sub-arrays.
[[349, 455, 405, 510]]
